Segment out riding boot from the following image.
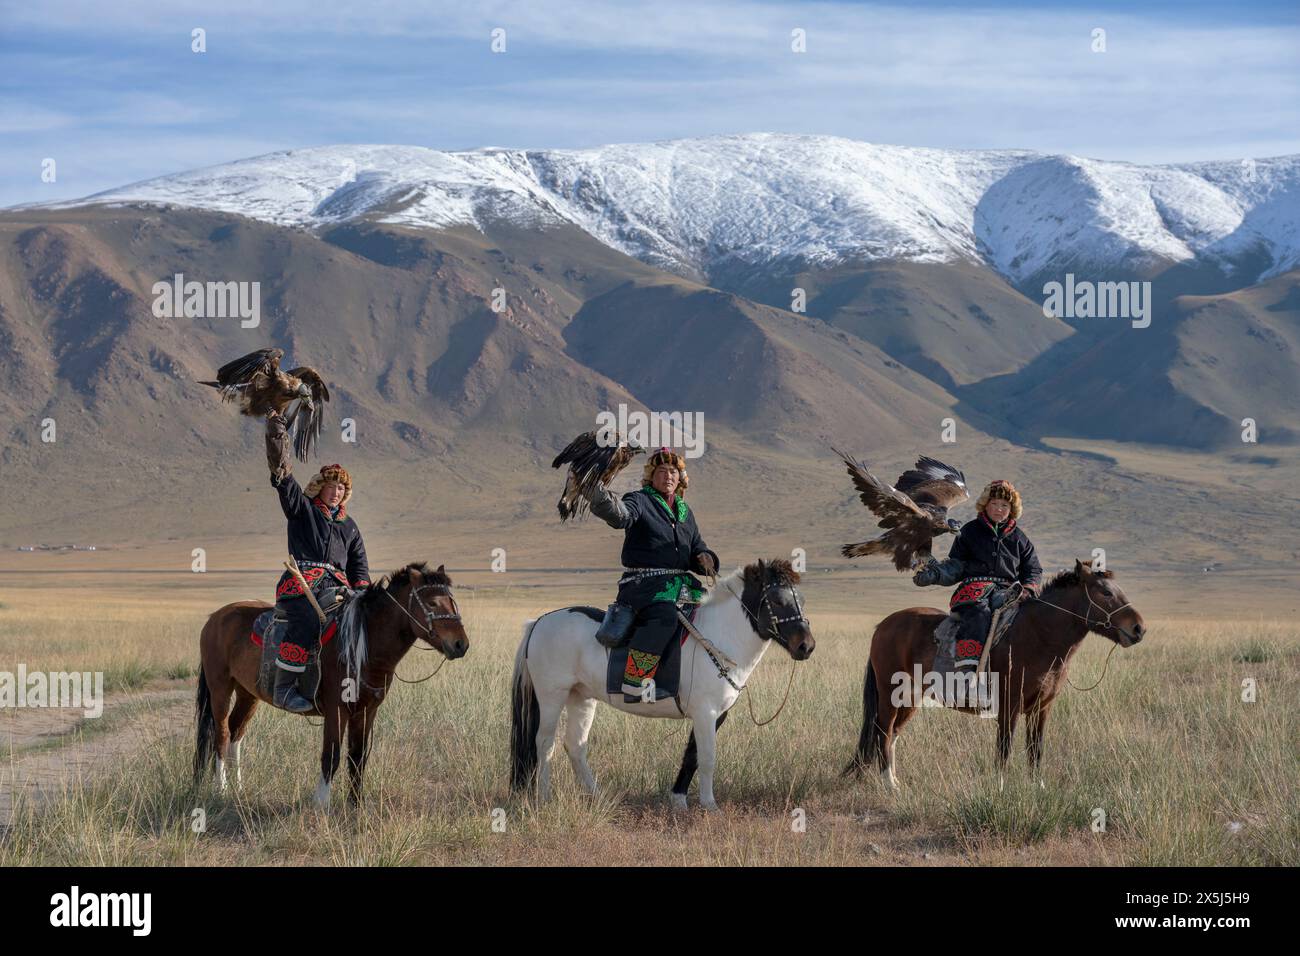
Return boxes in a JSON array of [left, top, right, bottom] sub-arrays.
[[271, 594, 319, 713], [272, 658, 315, 713]]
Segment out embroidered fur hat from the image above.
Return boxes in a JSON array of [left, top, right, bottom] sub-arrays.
[[305, 463, 352, 506], [642, 447, 689, 494], [977, 479, 1021, 520]]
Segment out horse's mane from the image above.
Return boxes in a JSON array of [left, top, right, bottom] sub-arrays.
[[702, 559, 802, 605], [1041, 565, 1114, 596], [359, 561, 451, 611]]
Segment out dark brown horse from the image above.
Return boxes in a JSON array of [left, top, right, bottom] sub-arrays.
[[845, 560, 1145, 787], [194, 562, 469, 806]]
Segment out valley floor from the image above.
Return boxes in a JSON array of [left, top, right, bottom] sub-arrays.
[[0, 575, 1295, 866]]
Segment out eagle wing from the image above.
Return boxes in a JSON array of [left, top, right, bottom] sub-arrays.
[[894, 455, 969, 512], [552, 430, 644, 522], [832, 447, 925, 530], [285, 367, 329, 462], [203, 347, 283, 402]]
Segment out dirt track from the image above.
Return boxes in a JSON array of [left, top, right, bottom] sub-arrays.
[[0, 683, 192, 822]]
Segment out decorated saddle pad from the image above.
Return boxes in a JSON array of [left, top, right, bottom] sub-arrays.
[[251, 606, 340, 709], [950, 577, 1009, 608], [605, 606, 696, 702]]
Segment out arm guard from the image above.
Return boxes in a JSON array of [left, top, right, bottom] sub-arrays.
[[265, 413, 292, 485], [588, 485, 634, 529], [933, 557, 965, 587]]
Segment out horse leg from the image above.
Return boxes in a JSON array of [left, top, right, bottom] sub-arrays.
[[882, 705, 916, 791], [692, 710, 723, 811], [346, 705, 377, 807], [315, 705, 344, 809], [208, 674, 234, 793], [1025, 699, 1052, 788], [562, 693, 598, 797], [671, 711, 729, 811], [996, 704, 1021, 790], [225, 689, 259, 789], [534, 691, 565, 803]]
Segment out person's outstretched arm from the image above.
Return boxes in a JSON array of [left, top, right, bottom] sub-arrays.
[[914, 531, 967, 587], [266, 412, 308, 520], [587, 485, 642, 530]]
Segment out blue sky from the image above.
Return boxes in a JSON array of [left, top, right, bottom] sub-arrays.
[[2, 0, 1297, 207]]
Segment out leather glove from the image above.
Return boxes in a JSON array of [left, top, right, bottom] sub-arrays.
[[265, 411, 292, 483], [693, 551, 718, 577], [912, 565, 940, 587]]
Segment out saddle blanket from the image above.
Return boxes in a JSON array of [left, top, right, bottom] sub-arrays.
[[250, 605, 339, 710], [929, 601, 1020, 710], [564, 605, 696, 703]]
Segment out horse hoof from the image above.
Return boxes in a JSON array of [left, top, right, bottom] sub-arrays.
[[669, 793, 688, 812], [700, 799, 720, 813]]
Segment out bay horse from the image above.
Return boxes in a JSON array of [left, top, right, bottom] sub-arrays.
[[509, 559, 814, 810], [845, 560, 1145, 788], [194, 562, 469, 807]]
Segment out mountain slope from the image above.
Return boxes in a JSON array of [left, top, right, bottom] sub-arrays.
[[21, 135, 1300, 290]]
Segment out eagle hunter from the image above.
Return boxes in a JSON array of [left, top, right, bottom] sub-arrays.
[[201, 347, 330, 461], [834, 448, 970, 570]]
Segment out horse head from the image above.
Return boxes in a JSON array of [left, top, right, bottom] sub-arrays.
[[372, 562, 470, 659], [1064, 559, 1146, 647], [739, 558, 815, 660]]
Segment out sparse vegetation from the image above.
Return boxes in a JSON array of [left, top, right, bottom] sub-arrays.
[[2, 583, 1295, 866]]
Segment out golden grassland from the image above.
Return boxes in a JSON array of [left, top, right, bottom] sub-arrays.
[[0, 575, 1296, 866]]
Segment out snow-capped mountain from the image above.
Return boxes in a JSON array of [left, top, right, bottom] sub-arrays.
[[26, 133, 1300, 285]]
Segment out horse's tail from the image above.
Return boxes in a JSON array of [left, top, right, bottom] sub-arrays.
[[509, 619, 541, 792], [843, 658, 880, 777], [193, 665, 216, 781]]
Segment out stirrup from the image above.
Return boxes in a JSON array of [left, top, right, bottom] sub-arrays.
[[273, 663, 314, 713]]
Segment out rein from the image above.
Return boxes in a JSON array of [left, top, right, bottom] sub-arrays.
[[1028, 581, 1131, 692], [381, 583, 461, 683], [718, 578, 807, 725]]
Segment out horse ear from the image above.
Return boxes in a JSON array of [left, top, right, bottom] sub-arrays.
[[436, 564, 445, 575], [1074, 558, 1089, 577]]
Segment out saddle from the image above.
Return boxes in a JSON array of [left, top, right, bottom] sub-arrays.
[[251, 587, 347, 708], [606, 606, 696, 704], [930, 583, 1020, 710]]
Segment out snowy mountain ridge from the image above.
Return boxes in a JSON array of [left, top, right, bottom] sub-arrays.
[[23, 133, 1300, 285]]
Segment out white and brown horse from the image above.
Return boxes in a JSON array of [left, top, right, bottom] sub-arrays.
[[509, 559, 814, 810]]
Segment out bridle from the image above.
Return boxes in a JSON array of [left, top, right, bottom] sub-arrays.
[[1030, 579, 1135, 642], [723, 577, 809, 649], [383, 581, 463, 667]]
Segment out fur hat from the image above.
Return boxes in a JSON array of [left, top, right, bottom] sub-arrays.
[[977, 479, 1021, 520], [305, 463, 352, 506], [642, 447, 689, 494]]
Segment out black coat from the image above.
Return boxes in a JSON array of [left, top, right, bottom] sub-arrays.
[[595, 486, 720, 607], [271, 472, 371, 595], [945, 515, 1042, 590]]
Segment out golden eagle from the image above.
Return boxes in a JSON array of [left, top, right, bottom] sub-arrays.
[[834, 448, 970, 570], [552, 430, 644, 521], [201, 347, 330, 461]]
